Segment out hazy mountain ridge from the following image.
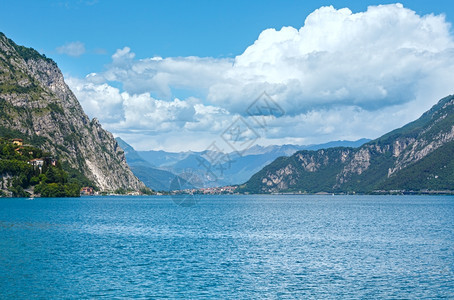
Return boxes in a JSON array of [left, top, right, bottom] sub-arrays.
[[0, 32, 144, 191], [122, 139, 370, 188], [115, 137, 194, 191], [240, 95, 454, 193]]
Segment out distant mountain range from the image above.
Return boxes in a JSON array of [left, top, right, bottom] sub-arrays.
[[240, 95, 454, 194], [115, 138, 194, 191], [117, 137, 370, 190]]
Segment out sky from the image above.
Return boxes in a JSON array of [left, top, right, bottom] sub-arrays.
[[1, 0, 454, 151]]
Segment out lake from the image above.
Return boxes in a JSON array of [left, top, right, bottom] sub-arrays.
[[0, 195, 453, 298]]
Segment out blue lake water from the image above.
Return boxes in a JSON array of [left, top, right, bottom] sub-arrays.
[[0, 195, 453, 299]]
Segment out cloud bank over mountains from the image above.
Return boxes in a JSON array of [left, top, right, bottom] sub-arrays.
[[67, 4, 454, 151]]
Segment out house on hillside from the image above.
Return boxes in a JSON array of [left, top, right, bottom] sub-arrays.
[[29, 158, 44, 167], [12, 138, 23, 146], [28, 158, 44, 172], [14, 146, 34, 155], [80, 187, 94, 195]]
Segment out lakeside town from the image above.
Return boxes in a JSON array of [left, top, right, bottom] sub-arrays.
[[80, 185, 239, 196]]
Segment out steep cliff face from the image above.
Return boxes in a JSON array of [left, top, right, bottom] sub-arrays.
[[242, 95, 454, 193], [0, 33, 144, 191]]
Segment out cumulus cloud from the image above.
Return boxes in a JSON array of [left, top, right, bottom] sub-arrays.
[[67, 3, 454, 151], [68, 75, 235, 142], [66, 76, 124, 123], [210, 4, 454, 114], [93, 47, 232, 99], [56, 41, 86, 57]]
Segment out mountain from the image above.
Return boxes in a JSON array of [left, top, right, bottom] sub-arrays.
[[240, 95, 454, 193], [240, 139, 370, 156], [134, 139, 370, 187], [115, 138, 193, 191], [0, 32, 144, 191]]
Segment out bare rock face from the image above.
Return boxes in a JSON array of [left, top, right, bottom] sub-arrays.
[[242, 95, 454, 193], [0, 32, 145, 191]]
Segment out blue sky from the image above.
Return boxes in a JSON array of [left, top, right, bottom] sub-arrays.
[[2, 0, 453, 76], [1, 1, 454, 151]]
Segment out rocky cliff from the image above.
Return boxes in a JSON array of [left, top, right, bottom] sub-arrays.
[[0, 32, 144, 191], [241, 95, 454, 193]]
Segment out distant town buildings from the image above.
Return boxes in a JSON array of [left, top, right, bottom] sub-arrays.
[[172, 185, 238, 195], [200, 186, 238, 194]]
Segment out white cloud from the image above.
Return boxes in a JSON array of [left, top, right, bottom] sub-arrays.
[[67, 4, 454, 151], [209, 4, 454, 114], [67, 76, 235, 142], [56, 41, 86, 57], [118, 94, 196, 132], [96, 48, 232, 99], [65, 76, 124, 123]]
